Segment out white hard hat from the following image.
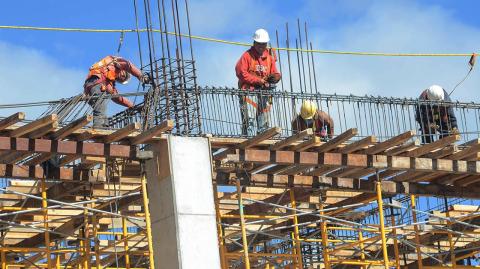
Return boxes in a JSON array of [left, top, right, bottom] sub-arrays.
[[253, 29, 270, 43], [426, 85, 445, 100]]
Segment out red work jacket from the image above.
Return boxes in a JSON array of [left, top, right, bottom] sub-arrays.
[[235, 47, 280, 90]]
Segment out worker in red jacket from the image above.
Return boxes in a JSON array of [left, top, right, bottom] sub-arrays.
[[292, 100, 334, 140], [235, 29, 281, 135], [83, 56, 150, 128]]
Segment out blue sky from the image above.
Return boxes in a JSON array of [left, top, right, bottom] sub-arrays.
[[1, 0, 480, 118]]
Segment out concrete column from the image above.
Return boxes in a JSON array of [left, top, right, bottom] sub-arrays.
[[145, 135, 221, 269]]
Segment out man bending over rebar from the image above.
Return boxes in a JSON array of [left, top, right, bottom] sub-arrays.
[[235, 29, 281, 136], [415, 85, 459, 143], [292, 100, 334, 140], [83, 55, 151, 128]]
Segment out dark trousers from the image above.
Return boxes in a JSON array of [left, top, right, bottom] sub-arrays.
[[87, 84, 109, 128], [419, 124, 452, 143]]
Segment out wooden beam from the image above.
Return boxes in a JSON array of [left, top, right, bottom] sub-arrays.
[[226, 149, 480, 175], [423, 145, 458, 159], [0, 137, 133, 159], [0, 112, 25, 131], [290, 136, 321, 151], [9, 114, 58, 138], [50, 115, 93, 140], [0, 164, 80, 180], [238, 127, 281, 149], [315, 128, 357, 153], [403, 135, 460, 157], [384, 140, 420, 156], [214, 127, 282, 160], [270, 129, 312, 151], [26, 122, 58, 139], [129, 120, 174, 145], [103, 122, 140, 144], [336, 136, 376, 154], [363, 130, 415, 155], [447, 139, 480, 160], [216, 173, 480, 198]]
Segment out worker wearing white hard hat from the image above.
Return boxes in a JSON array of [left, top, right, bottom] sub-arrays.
[[235, 29, 282, 136], [415, 85, 458, 143]]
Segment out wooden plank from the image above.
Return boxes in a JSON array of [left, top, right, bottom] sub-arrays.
[[363, 130, 415, 155], [129, 120, 174, 145], [26, 122, 58, 139], [214, 127, 282, 160], [403, 135, 460, 157], [315, 128, 358, 153], [336, 136, 376, 154], [453, 175, 480, 187], [384, 140, 420, 156], [0, 112, 25, 131], [9, 114, 58, 138], [225, 149, 480, 175], [50, 115, 93, 140], [238, 127, 281, 149], [423, 145, 458, 159], [290, 136, 321, 151], [0, 137, 132, 158], [304, 166, 338, 176], [447, 140, 480, 160], [217, 173, 480, 198], [433, 174, 468, 185], [270, 129, 312, 150], [103, 122, 140, 144]]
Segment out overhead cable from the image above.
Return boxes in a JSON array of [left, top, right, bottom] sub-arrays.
[[0, 25, 477, 57]]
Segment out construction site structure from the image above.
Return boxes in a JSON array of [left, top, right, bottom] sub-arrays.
[[1, 0, 480, 268]]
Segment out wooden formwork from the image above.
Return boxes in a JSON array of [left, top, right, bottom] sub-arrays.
[[0, 114, 480, 268]]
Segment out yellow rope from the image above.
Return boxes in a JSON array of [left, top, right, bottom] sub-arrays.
[[0, 25, 477, 57]]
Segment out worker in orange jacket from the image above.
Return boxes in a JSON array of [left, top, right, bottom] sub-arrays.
[[83, 55, 150, 128], [235, 29, 281, 135], [292, 100, 334, 140]]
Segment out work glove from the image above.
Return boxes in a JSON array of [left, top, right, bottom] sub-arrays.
[[451, 127, 460, 135], [141, 73, 153, 85], [266, 73, 281, 84], [428, 123, 439, 130]]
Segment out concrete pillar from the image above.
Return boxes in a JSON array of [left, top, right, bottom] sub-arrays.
[[145, 136, 221, 269]]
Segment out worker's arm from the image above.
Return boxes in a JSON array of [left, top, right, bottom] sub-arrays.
[[235, 53, 264, 87], [114, 57, 143, 80], [291, 115, 301, 134], [106, 85, 134, 108]]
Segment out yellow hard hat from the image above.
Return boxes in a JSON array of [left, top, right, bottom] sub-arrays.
[[300, 100, 317, 120]]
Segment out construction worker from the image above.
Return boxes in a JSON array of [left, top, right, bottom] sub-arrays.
[[83, 55, 150, 128], [415, 85, 458, 143], [235, 28, 281, 135], [292, 100, 334, 140]]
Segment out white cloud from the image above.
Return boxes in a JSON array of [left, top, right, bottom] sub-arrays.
[[191, 0, 480, 101], [0, 41, 85, 118]]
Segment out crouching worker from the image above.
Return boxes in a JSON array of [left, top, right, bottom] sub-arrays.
[[292, 100, 334, 140], [415, 85, 459, 143], [84, 55, 151, 128], [235, 28, 281, 136]]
